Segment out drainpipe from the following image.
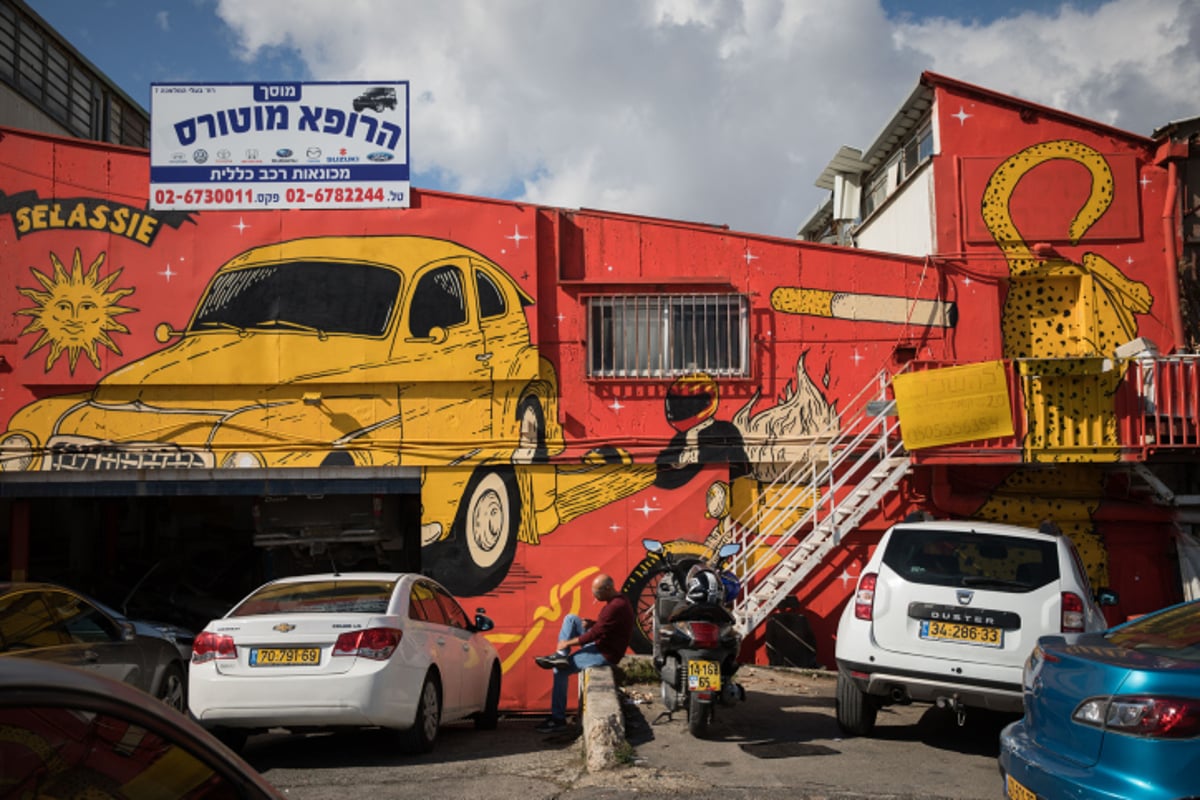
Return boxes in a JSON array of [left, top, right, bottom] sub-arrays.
[[1155, 141, 1186, 352]]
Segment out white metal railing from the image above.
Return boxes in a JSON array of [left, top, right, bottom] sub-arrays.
[[727, 367, 911, 636]]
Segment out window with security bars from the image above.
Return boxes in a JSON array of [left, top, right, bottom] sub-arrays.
[[587, 294, 749, 378]]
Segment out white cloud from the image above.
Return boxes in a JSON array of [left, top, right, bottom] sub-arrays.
[[155, 11, 169, 32], [213, 0, 1198, 237]]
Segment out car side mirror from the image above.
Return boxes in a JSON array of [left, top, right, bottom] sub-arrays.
[[1096, 588, 1119, 607], [474, 611, 494, 632], [426, 326, 448, 344], [119, 621, 137, 642]]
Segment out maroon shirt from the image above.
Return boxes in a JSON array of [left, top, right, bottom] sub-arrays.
[[577, 593, 635, 665]]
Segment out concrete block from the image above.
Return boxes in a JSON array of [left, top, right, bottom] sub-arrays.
[[580, 666, 625, 772]]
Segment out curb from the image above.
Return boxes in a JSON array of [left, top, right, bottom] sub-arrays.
[[580, 665, 625, 771]]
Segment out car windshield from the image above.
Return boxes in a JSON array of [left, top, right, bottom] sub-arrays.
[[882, 527, 1060, 590], [190, 261, 401, 336], [1107, 602, 1200, 662], [230, 580, 396, 616]]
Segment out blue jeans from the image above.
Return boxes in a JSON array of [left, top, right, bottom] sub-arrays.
[[550, 614, 611, 722]]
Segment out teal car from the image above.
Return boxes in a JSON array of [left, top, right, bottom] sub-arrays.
[[999, 599, 1200, 800]]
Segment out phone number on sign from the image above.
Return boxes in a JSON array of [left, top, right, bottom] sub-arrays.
[[152, 186, 387, 206]]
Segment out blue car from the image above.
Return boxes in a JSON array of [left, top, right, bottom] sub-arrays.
[[999, 599, 1200, 800]]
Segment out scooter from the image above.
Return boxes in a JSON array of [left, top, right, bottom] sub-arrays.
[[643, 538, 745, 738]]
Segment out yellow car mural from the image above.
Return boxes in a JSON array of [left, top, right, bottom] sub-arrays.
[[0, 236, 562, 594]]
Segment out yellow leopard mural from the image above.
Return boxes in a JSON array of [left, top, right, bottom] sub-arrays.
[[974, 140, 1155, 588]]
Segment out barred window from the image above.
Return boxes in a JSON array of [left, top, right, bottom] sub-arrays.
[[587, 294, 749, 378]]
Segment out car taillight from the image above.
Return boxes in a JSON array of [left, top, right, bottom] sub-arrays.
[[1073, 696, 1200, 738], [1061, 591, 1085, 632], [192, 632, 237, 664], [854, 573, 877, 621], [333, 627, 402, 660], [685, 621, 720, 649]]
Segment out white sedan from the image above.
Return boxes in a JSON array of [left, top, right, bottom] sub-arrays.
[[188, 572, 502, 753]]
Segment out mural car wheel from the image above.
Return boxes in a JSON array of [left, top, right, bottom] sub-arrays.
[[438, 467, 519, 597], [622, 550, 707, 654], [513, 396, 547, 463]]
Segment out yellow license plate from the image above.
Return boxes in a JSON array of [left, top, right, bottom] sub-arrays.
[[921, 620, 1003, 647], [1006, 774, 1036, 800], [687, 660, 721, 691], [251, 647, 321, 666]]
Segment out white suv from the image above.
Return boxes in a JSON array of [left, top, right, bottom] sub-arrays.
[[834, 518, 1115, 735]]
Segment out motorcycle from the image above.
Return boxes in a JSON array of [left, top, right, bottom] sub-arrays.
[[643, 537, 745, 738]]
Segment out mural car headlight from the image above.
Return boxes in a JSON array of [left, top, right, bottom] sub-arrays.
[[0, 433, 36, 471], [221, 451, 265, 468]]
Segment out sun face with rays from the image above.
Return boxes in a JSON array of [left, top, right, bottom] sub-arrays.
[[16, 248, 137, 374]]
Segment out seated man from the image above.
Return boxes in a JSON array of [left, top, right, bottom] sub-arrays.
[[533, 572, 634, 733]]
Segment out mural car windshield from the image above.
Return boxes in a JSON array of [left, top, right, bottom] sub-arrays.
[[191, 261, 401, 337]]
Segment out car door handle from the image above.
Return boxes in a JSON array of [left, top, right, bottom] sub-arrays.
[[436, 637, 446, 647], [476, 352, 493, 361], [82, 649, 99, 663]]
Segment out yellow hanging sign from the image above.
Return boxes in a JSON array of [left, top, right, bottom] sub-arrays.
[[893, 361, 1014, 449]]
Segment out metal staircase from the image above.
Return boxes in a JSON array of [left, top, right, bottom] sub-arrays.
[[728, 368, 911, 637]]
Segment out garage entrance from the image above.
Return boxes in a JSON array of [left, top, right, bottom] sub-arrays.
[[2, 468, 422, 634]]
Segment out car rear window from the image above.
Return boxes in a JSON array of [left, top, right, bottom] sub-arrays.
[[230, 580, 395, 616], [1107, 602, 1200, 662], [882, 527, 1059, 591]]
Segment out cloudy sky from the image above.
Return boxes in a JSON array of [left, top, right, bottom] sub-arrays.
[[28, 0, 1200, 238]]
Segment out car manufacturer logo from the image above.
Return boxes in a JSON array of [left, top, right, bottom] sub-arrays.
[[306, 147, 321, 159], [193, 149, 209, 163], [956, 590, 974, 605], [367, 151, 394, 162], [273, 623, 296, 632], [276, 148, 294, 158]]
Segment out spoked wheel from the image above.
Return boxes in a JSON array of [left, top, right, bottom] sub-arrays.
[[621, 549, 706, 654]]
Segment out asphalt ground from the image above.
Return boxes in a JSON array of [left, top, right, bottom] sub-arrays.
[[249, 664, 1017, 800]]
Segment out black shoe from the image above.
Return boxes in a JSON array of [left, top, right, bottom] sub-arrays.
[[536, 717, 568, 733], [534, 653, 570, 670]]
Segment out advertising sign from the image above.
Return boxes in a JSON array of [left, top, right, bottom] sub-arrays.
[[149, 81, 409, 211], [893, 360, 1014, 449]]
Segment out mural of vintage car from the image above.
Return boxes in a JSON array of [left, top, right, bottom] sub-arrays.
[[0, 236, 564, 595]]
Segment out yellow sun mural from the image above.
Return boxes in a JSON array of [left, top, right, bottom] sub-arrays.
[[16, 248, 136, 373]]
